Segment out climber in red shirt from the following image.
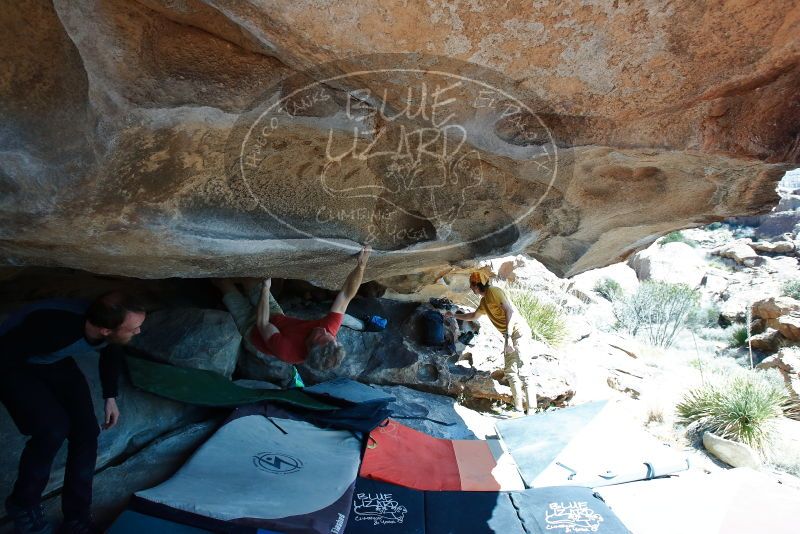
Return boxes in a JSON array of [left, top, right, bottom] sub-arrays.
[[251, 245, 371, 370]]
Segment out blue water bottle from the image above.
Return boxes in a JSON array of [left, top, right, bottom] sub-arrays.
[[367, 315, 388, 330]]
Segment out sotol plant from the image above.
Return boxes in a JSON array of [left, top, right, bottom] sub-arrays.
[[507, 285, 568, 347], [729, 326, 749, 348], [676, 372, 795, 452]]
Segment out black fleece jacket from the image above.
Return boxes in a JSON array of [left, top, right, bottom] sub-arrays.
[[0, 309, 122, 398]]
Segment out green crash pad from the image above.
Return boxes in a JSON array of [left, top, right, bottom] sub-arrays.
[[125, 355, 335, 410]]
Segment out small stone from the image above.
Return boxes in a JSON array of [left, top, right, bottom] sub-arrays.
[[702, 431, 761, 469]]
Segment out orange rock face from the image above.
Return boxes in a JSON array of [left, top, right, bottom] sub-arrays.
[[0, 1, 797, 285]]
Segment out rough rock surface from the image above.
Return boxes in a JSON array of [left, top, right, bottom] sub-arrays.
[[0, 1, 796, 285], [570, 262, 640, 300], [776, 315, 800, 342], [770, 418, 800, 475], [757, 347, 800, 399], [752, 297, 800, 320], [627, 242, 706, 287], [716, 256, 800, 323], [749, 328, 782, 353], [237, 297, 575, 409], [130, 308, 242, 378], [752, 240, 796, 255], [713, 240, 765, 267]]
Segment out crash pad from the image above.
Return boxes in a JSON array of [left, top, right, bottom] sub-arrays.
[[136, 413, 360, 533], [126, 355, 335, 409]]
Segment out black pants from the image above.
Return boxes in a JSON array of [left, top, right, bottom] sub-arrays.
[[0, 358, 99, 520]]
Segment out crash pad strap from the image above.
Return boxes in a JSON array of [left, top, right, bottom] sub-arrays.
[[125, 355, 335, 410]]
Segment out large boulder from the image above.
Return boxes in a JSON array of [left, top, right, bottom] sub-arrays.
[[748, 328, 782, 353], [776, 194, 800, 212], [0, 354, 208, 518], [131, 307, 241, 378], [770, 418, 800, 474], [570, 263, 640, 301], [751, 240, 796, 255], [237, 298, 575, 409], [713, 240, 765, 267], [754, 212, 800, 240], [627, 242, 705, 287], [0, 1, 793, 285], [776, 315, 800, 342], [751, 297, 800, 320], [700, 269, 730, 297], [757, 347, 800, 400]]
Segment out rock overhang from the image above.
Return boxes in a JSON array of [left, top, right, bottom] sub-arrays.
[[0, 0, 797, 287]]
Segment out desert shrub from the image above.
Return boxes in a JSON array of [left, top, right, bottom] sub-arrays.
[[687, 304, 722, 331], [507, 286, 567, 347], [660, 231, 698, 247], [708, 257, 737, 273], [676, 372, 795, 451], [729, 327, 749, 348], [594, 278, 623, 302], [782, 280, 800, 300], [645, 405, 665, 424], [613, 281, 700, 348]]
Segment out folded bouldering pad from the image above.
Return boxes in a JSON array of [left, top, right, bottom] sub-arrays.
[[424, 491, 524, 534], [108, 510, 213, 534], [359, 419, 524, 491], [344, 482, 629, 533], [595, 468, 800, 534], [496, 401, 688, 488], [511, 486, 630, 534], [126, 355, 335, 409], [135, 412, 361, 533], [306, 378, 396, 405]]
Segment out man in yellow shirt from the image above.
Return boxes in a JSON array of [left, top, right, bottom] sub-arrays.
[[449, 271, 535, 414]]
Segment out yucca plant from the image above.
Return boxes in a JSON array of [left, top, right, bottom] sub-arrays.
[[507, 286, 567, 347], [676, 373, 794, 452], [660, 231, 698, 247], [729, 326, 749, 348]]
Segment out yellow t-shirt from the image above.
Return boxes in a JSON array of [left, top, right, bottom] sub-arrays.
[[478, 286, 514, 335]]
